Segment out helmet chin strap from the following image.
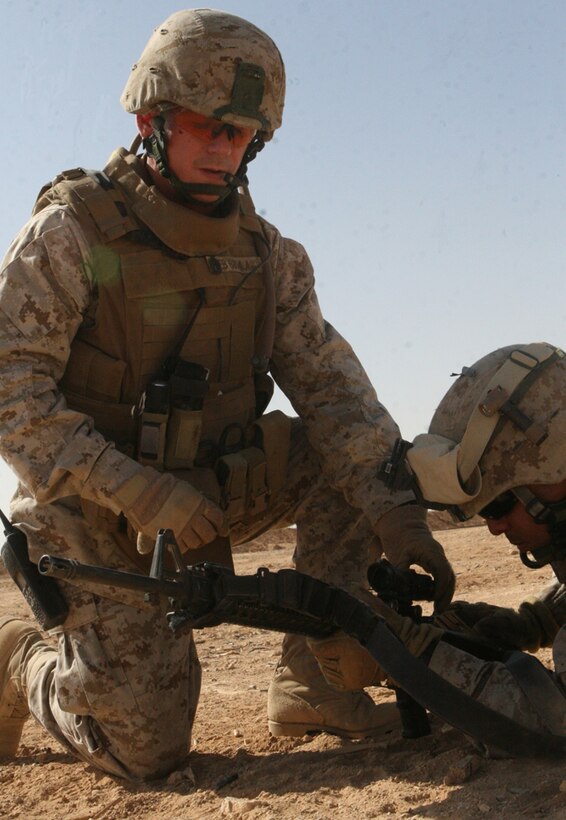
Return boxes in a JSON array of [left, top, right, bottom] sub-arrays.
[[143, 115, 264, 207], [512, 487, 566, 569], [520, 550, 551, 570]]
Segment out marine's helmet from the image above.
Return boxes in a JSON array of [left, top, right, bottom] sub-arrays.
[[382, 343, 566, 567], [120, 9, 286, 200], [121, 8, 285, 140]]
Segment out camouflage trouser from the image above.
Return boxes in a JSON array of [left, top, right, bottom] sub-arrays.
[[429, 625, 566, 755], [28, 587, 201, 780], [15, 420, 380, 780]]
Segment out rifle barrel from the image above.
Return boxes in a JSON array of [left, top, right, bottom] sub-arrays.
[[38, 555, 180, 597]]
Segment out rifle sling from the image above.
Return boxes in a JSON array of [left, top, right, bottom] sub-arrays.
[[188, 565, 566, 758], [505, 651, 566, 733], [38, 555, 566, 758], [363, 621, 566, 758]]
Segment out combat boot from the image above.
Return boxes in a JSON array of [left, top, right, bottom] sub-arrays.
[[0, 616, 55, 757], [267, 634, 400, 739]]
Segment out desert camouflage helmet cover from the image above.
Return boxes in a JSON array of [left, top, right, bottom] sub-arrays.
[[405, 342, 566, 519], [120, 9, 285, 139]]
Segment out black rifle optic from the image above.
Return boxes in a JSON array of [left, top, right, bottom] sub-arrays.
[[367, 560, 435, 616]]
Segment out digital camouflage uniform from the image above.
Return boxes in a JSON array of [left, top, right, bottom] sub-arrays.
[[428, 569, 566, 753], [428, 628, 566, 753], [0, 9, 458, 777], [0, 146, 409, 777], [391, 343, 566, 752]]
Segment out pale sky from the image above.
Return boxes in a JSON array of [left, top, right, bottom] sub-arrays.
[[0, 0, 564, 514]]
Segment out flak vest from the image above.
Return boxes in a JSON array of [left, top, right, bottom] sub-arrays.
[[33, 149, 290, 536]]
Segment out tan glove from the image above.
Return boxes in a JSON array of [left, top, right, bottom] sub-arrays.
[[434, 600, 505, 633], [376, 503, 456, 612], [115, 466, 228, 555], [471, 599, 561, 652], [376, 601, 445, 658], [434, 583, 565, 651]]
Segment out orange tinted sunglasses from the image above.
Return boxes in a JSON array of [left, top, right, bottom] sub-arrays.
[[171, 109, 255, 148]]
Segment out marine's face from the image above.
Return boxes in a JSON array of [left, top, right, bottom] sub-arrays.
[[481, 479, 566, 552], [137, 108, 254, 207]]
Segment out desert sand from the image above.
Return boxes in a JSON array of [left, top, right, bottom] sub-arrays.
[[0, 520, 563, 819]]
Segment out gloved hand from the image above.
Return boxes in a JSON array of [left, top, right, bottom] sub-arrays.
[[470, 598, 561, 652], [434, 600, 505, 633], [374, 599, 445, 658], [115, 466, 228, 555], [375, 503, 456, 612]]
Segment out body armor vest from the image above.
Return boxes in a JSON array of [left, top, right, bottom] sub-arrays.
[[33, 149, 289, 523], [34, 150, 269, 448]]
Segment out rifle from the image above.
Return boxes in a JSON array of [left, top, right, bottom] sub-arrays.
[[37, 528, 338, 639], [35, 529, 566, 759]]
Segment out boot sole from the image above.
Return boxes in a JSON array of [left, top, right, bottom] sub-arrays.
[[268, 716, 400, 740]]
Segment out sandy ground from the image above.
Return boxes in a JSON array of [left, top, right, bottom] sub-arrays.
[[1, 523, 564, 819]]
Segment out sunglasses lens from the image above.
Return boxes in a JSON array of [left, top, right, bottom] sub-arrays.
[[173, 110, 254, 147], [479, 491, 518, 520]]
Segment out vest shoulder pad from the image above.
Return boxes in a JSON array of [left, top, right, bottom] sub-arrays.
[[32, 167, 137, 245]]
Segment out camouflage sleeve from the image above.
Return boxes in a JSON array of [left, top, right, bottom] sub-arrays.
[[0, 206, 142, 508], [267, 226, 413, 525]]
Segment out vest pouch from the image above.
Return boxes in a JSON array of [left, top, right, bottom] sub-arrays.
[[238, 446, 268, 515], [61, 338, 127, 403], [216, 452, 248, 523], [138, 408, 168, 468], [60, 339, 136, 449], [65, 391, 137, 452], [253, 410, 291, 498], [164, 407, 203, 470], [216, 447, 268, 522]]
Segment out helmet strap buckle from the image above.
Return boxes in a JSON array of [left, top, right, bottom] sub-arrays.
[[144, 116, 171, 178]]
